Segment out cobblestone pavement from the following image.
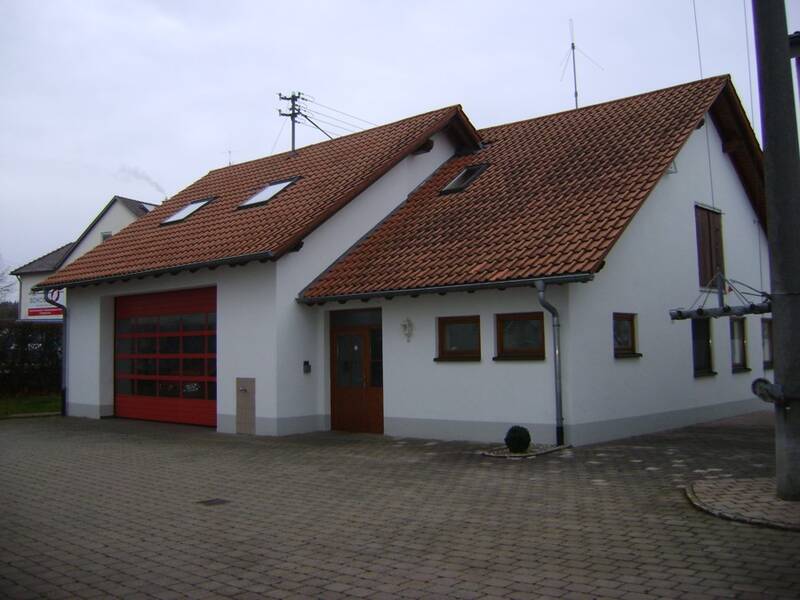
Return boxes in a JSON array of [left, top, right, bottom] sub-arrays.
[[1, 411, 798, 600], [687, 477, 800, 531]]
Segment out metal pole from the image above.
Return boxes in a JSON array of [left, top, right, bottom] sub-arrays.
[[279, 92, 302, 153], [752, 0, 800, 500], [290, 92, 297, 152]]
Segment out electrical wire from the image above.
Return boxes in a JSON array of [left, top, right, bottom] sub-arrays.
[[692, 0, 704, 79], [742, 0, 756, 123], [301, 113, 359, 134], [304, 99, 377, 126], [297, 120, 338, 139], [299, 105, 365, 131], [300, 114, 334, 140], [270, 118, 287, 155]]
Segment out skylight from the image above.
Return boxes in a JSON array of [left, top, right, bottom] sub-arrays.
[[161, 198, 212, 224], [441, 164, 487, 194], [239, 178, 297, 208]]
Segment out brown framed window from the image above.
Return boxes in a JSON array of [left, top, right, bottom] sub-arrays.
[[692, 318, 715, 377], [436, 316, 481, 361], [730, 317, 748, 372], [613, 313, 640, 358], [695, 206, 725, 288], [762, 318, 774, 370], [494, 313, 545, 360]]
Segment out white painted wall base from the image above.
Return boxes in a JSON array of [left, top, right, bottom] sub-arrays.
[[566, 398, 764, 446], [384, 417, 556, 445], [218, 414, 330, 436]]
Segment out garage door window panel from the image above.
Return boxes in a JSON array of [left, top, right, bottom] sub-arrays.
[[115, 289, 217, 426]]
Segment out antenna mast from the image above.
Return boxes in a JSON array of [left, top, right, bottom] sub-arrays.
[[279, 91, 304, 152], [570, 19, 578, 109], [559, 19, 603, 110]]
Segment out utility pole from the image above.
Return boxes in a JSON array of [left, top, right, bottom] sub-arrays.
[[752, 0, 800, 500], [279, 91, 304, 153]]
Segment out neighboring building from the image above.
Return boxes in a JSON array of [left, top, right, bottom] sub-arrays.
[[13, 196, 156, 320], [38, 76, 771, 445]]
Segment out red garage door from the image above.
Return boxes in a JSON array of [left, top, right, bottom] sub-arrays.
[[115, 288, 216, 427]]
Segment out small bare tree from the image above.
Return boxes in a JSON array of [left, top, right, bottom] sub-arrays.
[[0, 255, 17, 302]]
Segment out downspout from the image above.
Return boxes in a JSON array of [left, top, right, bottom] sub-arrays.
[[44, 289, 67, 417], [535, 281, 564, 446]]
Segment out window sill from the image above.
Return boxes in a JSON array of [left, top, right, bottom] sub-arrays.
[[434, 356, 481, 362], [614, 352, 643, 359], [732, 366, 752, 374], [694, 370, 718, 378], [493, 355, 545, 362]]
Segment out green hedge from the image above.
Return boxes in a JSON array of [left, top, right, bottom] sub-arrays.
[[0, 320, 62, 396]]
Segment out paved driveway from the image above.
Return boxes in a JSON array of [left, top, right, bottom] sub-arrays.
[[1, 412, 798, 600]]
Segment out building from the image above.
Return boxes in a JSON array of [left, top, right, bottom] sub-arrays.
[[38, 76, 771, 445], [13, 196, 156, 320]]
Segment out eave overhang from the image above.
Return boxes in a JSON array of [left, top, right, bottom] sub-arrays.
[[297, 273, 594, 305], [34, 250, 276, 291]]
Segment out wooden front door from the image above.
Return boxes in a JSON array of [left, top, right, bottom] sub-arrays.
[[330, 325, 383, 434]]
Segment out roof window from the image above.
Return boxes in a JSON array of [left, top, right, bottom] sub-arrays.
[[440, 164, 487, 194], [239, 177, 298, 208], [161, 198, 212, 224]]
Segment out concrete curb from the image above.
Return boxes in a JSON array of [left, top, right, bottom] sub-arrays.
[[479, 444, 572, 460], [685, 481, 800, 532], [0, 412, 61, 420]]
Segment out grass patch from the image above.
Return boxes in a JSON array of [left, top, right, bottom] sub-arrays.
[[0, 395, 61, 417]]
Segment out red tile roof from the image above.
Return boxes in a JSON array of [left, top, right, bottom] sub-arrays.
[[40, 105, 479, 289], [301, 76, 763, 302]]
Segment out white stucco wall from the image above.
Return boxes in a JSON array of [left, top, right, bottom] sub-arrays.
[[272, 131, 457, 433], [64, 200, 143, 267], [376, 287, 568, 444], [564, 115, 769, 445], [17, 199, 145, 321], [64, 263, 277, 431]]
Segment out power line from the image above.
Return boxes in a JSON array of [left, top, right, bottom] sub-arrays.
[[278, 91, 375, 149], [297, 120, 339, 140], [304, 99, 377, 126], [298, 105, 365, 131], [303, 114, 359, 134], [742, 0, 755, 123], [270, 118, 287, 155], [301, 113, 334, 140], [692, 0, 704, 78]]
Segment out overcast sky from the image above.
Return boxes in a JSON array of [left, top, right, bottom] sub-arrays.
[[2, 0, 799, 294]]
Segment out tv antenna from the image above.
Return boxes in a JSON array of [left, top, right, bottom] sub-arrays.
[[559, 19, 604, 109]]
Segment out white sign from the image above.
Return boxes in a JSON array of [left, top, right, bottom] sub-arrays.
[[27, 289, 63, 318]]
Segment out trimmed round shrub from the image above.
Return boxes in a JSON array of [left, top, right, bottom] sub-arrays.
[[504, 425, 531, 453]]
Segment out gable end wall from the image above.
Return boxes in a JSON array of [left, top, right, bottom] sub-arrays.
[[563, 114, 769, 445]]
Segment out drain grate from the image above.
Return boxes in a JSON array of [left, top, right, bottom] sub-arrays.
[[196, 498, 230, 506]]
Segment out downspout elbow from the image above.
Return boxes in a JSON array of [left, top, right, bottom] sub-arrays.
[[535, 280, 560, 323]]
